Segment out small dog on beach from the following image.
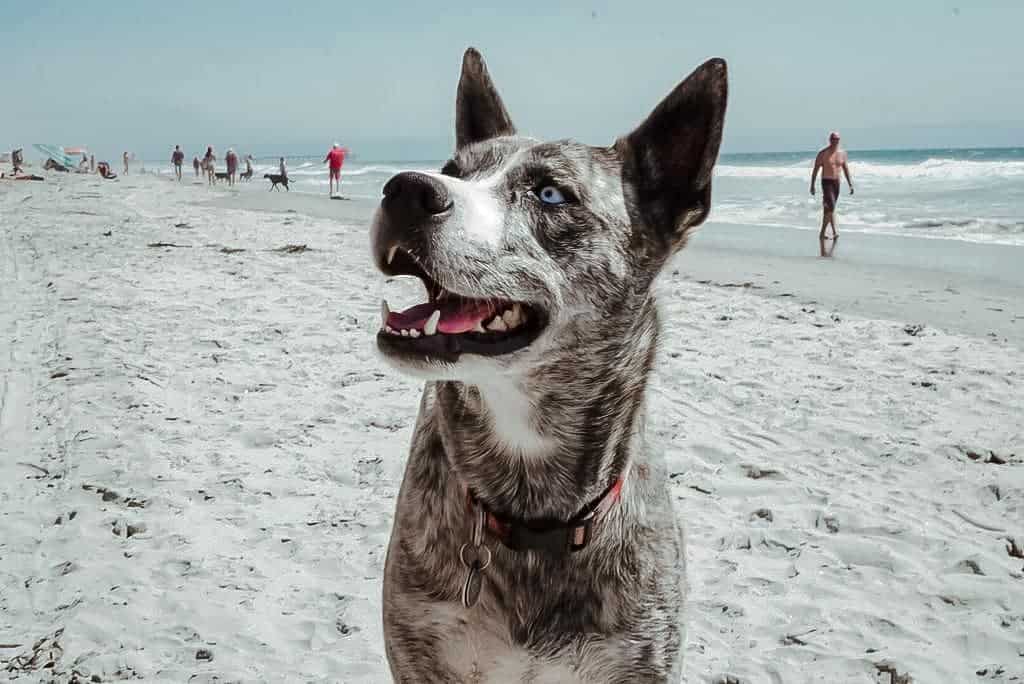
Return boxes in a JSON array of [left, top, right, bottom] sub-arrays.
[[371, 47, 727, 681], [214, 171, 230, 182], [263, 173, 289, 191], [239, 168, 253, 181]]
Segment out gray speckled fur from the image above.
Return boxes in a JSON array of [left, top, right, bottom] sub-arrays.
[[373, 48, 728, 683]]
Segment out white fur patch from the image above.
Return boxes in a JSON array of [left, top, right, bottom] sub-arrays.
[[477, 376, 555, 457], [430, 603, 594, 683], [458, 181, 504, 248], [424, 153, 524, 251]]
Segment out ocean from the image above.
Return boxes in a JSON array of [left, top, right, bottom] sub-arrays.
[[162, 147, 1024, 247], [711, 147, 1024, 246]]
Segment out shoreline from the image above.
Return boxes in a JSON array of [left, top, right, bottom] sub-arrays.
[[197, 186, 379, 225], [682, 221, 1023, 346], [697, 221, 1024, 284]]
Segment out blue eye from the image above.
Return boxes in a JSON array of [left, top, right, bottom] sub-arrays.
[[537, 185, 567, 205]]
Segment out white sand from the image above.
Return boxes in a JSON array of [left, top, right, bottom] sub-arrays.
[[1, 173, 1022, 683]]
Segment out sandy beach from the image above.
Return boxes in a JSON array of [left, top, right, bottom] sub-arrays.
[[2, 172, 1022, 682]]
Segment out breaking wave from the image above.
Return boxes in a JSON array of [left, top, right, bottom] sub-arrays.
[[716, 158, 1024, 181]]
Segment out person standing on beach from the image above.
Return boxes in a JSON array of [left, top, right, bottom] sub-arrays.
[[193, 156, 200, 177], [203, 146, 216, 185], [225, 148, 238, 186], [123, 152, 130, 175], [323, 143, 347, 196], [279, 156, 288, 180], [12, 148, 24, 173], [810, 131, 854, 240], [171, 145, 185, 181], [244, 154, 253, 179]]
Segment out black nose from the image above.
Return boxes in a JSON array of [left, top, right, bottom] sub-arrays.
[[381, 172, 451, 223]]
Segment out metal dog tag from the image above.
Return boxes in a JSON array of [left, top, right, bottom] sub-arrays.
[[461, 561, 483, 608], [458, 535, 491, 609]]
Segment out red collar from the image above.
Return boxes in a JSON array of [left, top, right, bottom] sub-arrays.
[[466, 477, 624, 554]]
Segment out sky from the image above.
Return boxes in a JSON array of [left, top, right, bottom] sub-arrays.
[[2, 0, 1022, 161]]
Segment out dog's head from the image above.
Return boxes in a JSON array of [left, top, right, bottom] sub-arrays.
[[371, 48, 726, 390]]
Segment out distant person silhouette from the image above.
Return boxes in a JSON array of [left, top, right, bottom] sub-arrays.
[[225, 148, 238, 186], [171, 145, 185, 181], [203, 147, 216, 185]]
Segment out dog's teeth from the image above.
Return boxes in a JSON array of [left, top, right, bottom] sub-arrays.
[[505, 303, 526, 328], [502, 308, 519, 329], [424, 310, 441, 336], [400, 329, 409, 337], [386, 245, 399, 265], [381, 299, 390, 327], [385, 325, 395, 334], [409, 329, 421, 338], [487, 316, 508, 332], [473, 321, 487, 333]]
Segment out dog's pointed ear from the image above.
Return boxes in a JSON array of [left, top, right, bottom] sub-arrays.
[[615, 58, 728, 251], [456, 47, 516, 150]]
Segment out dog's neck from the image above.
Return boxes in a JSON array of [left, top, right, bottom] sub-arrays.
[[475, 378, 557, 456], [428, 302, 660, 523]]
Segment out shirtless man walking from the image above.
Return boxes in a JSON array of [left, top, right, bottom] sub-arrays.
[[810, 131, 854, 239]]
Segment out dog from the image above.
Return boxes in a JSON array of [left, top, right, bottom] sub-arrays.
[[214, 171, 230, 182], [370, 47, 727, 682], [264, 173, 289, 191], [240, 168, 253, 181]]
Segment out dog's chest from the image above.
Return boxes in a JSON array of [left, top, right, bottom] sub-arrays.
[[422, 603, 621, 683]]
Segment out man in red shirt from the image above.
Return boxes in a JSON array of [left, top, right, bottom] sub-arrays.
[[323, 143, 347, 196]]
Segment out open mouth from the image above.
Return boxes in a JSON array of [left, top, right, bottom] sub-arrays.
[[377, 246, 547, 362]]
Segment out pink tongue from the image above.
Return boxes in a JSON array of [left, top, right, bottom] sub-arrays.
[[386, 299, 498, 334]]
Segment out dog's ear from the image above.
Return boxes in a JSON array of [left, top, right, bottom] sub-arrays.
[[615, 58, 727, 252], [456, 47, 515, 150]]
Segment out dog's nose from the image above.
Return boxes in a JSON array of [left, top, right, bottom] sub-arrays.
[[381, 172, 451, 222]]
